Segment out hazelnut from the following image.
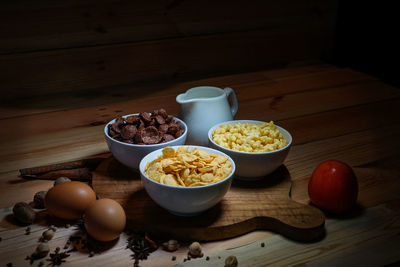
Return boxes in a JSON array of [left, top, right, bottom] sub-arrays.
[[13, 202, 35, 225], [162, 240, 180, 252], [42, 229, 55, 241], [33, 191, 47, 209], [35, 243, 50, 258], [188, 242, 203, 258], [54, 177, 71, 186], [225, 255, 238, 267]]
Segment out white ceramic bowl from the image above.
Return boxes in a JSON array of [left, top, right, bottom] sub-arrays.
[[104, 114, 187, 171], [139, 145, 236, 216], [208, 120, 292, 179]]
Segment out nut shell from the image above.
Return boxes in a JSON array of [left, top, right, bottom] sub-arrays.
[[35, 242, 50, 258], [33, 191, 47, 209], [13, 202, 35, 224], [225, 255, 238, 267], [54, 177, 71, 186], [189, 242, 203, 257]]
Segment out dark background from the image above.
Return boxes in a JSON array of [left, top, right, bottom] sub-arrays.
[[332, 1, 398, 87], [0, 0, 397, 104]]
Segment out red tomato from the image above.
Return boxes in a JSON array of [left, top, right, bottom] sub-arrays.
[[308, 160, 358, 213]]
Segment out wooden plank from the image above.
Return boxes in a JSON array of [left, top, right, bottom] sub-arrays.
[[236, 80, 400, 120], [290, 155, 400, 209], [0, 27, 334, 100], [0, 126, 108, 175], [177, 203, 400, 266], [285, 123, 400, 181], [0, 64, 334, 120], [1, 203, 398, 266], [0, 0, 337, 53], [0, 70, 387, 142], [0, 207, 269, 266], [0, 64, 352, 120], [278, 98, 400, 146]]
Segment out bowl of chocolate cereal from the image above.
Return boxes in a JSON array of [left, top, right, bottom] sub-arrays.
[[208, 120, 292, 179], [104, 109, 187, 170]]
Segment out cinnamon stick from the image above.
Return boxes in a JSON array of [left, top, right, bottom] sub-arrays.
[[22, 168, 92, 180], [19, 158, 103, 176]]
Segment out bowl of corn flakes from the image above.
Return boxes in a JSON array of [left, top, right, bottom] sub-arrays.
[[208, 120, 292, 179], [139, 145, 235, 216]]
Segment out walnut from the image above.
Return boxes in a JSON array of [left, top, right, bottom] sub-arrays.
[[13, 202, 35, 225], [225, 255, 238, 267]]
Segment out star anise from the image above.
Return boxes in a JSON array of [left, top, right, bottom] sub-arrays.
[[47, 247, 70, 266], [127, 236, 151, 261]]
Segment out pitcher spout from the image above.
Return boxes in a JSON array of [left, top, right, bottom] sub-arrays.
[[176, 92, 195, 104], [176, 93, 189, 104]]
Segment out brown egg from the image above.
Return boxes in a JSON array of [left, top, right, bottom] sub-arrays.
[[84, 198, 126, 242], [45, 181, 96, 220]]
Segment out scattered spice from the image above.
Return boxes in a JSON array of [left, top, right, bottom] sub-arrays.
[[128, 237, 151, 260], [47, 247, 70, 266], [188, 242, 203, 258], [33, 191, 47, 209], [13, 202, 35, 225], [144, 233, 158, 250], [64, 239, 71, 250], [25, 244, 49, 266], [225, 255, 238, 267], [162, 239, 179, 252], [74, 219, 86, 232], [127, 233, 158, 266]]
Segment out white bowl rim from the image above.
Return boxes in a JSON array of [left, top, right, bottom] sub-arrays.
[[139, 145, 236, 190], [208, 120, 293, 155], [104, 113, 187, 147]]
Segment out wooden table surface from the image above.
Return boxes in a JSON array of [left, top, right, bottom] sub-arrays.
[[0, 63, 399, 266]]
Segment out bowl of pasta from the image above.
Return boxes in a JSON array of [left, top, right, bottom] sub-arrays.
[[139, 145, 236, 216], [208, 120, 292, 179]]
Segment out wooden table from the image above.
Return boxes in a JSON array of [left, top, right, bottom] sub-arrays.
[[1, 63, 399, 266]]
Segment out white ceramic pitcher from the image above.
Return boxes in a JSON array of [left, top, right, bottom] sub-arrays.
[[176, 86, 238, 146]]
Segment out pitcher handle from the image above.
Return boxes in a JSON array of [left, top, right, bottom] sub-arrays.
[[224, 87, 238, 117]]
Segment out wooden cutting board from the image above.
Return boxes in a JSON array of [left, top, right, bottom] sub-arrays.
[[92, 157, 325, 241]]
